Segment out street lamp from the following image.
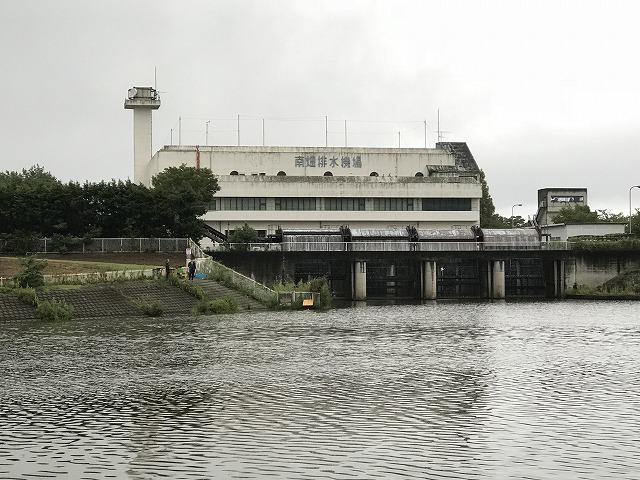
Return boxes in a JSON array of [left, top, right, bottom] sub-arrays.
[[511, 203, 522, 229], [205, 121, 210, 147], [629, 185, 640, 234]]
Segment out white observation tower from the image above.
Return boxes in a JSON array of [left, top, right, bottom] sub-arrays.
[[124, 87, 160, 184]]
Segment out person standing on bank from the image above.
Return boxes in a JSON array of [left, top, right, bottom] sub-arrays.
[[165, 259, 170, 279], [188, 260, 196, 280]]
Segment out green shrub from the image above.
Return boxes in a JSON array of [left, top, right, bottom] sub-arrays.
[[14, 256, 47, 288], [572, 238, 640, 252], [0, 231, 41, 255], [132, 296, 164, 317], [168, 276, 209, 300], [192, 296, 238, 315], [15, 287, 37, 306], [274, 276, 332, 310], [37, 299, 73, 321], [48, 234, 84, 254], [206, 263, 235, 287]]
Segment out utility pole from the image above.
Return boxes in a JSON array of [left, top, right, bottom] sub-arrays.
[[325, 116, 328, 147], [344, 120, 347, 147]]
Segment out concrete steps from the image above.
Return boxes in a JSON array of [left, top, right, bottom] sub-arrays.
[[0, 278, 269, 321], [194, 279, 268, 311]]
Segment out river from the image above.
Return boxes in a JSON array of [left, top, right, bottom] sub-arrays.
[[1, 301, 639, 479]]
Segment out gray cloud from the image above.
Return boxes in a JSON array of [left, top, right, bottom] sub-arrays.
[[1, 0, 639, 217]]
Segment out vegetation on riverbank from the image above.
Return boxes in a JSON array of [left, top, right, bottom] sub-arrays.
[[0, 165, 219, 245], [566, 269, 640, 299], [570, 238, 640, 252], [193, 297, 239, 315], [131, 295, 164, 317], [5, 257, 75, 320], [273, 277, 332, 310]]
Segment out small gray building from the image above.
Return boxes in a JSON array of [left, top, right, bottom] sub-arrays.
[[535, 188, 588, 226]]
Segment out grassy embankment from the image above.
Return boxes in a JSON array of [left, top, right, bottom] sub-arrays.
[[1, 253, 186, 280]]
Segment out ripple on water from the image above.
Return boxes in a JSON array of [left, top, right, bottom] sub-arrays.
[[1, 301, 640, 479]]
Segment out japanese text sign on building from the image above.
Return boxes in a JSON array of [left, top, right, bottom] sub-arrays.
[[294, 154, 362, 169]]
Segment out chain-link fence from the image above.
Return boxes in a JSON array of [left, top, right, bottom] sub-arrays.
[[0, 237, 190, 254]]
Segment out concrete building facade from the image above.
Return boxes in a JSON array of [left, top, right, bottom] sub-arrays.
[[146, 144, 482, 237], [540, 223, 626, 241], [125, 87, 483, 238], [535, 188, 588, 226]]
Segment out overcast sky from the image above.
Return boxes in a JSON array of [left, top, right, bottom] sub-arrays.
[[2, 0, 639, 219]]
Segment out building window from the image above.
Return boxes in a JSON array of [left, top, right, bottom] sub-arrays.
[[373, 198, 414, 211], [422, 198, 472, 211], [324, 198, 366, 211], [277, 171, 287, 176], [208, 198, 217, 210], [550, 196, 584, 203], [275, 197, 317, 210], [221, 197, 267, 210]]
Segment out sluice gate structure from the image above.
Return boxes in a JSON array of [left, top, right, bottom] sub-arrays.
[[210, 227, 571, 301]]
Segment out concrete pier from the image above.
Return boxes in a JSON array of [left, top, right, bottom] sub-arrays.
[[353, 261, 367, 301]]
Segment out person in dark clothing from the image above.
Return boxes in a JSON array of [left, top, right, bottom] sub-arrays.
[[188, 260, 196, 280], [165, 259, 171, 279]]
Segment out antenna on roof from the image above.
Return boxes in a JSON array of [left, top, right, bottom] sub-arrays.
[[436, 109, 450, 143]]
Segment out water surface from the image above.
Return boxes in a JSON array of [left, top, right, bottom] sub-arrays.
[[1, 301, 639, 479]]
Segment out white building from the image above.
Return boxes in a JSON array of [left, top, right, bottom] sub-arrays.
[[540, 223, 626, 241], [126, 87, 483, 239]]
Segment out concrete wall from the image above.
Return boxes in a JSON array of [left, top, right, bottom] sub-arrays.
[[541, 223, 626, 241], [202, 175, 480, 234], [146, 145, 482, 234], [149, 146, 455, 182], [566, 252, 640, 289], [536, 188, 588, 225]]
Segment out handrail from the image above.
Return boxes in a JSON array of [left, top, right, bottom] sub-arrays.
[[210, 241, 571, 252], [197, 257, 277, 304], [0, 237, 191, 254]]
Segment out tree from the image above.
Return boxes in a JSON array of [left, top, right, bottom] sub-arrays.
[[226, 223, 258, 251], [551, 205, 602, 224], [14, 256, 47, 288], [629, 209, 640, 237], [151, 165, 220, 238], [596, 209, 627, 223], [479, 170, 512, 228]]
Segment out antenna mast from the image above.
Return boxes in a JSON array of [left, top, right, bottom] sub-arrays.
[[436, 109, 450, 143]]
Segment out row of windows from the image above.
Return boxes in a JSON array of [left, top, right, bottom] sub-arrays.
[[373, 198, 414, 211], [219, 197, 267, 210], [230, 171, 427, 177], [422, 198, 472, 211], [275, 197, 317, 211], [209, 197, 473, 212], [550, 196, 584, 203]]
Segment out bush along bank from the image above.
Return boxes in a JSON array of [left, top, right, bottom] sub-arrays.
[[12, 286, 74, 321], [273, 277, 333, 310], [565, 269, 640, 299], [168, 275, 240, 315], [7, 257, 74, 321]]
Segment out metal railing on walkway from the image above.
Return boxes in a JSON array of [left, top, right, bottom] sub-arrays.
[[197, 257, 277, 304], [210, 241, 571, 252], [0, 238, 191, 254]]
